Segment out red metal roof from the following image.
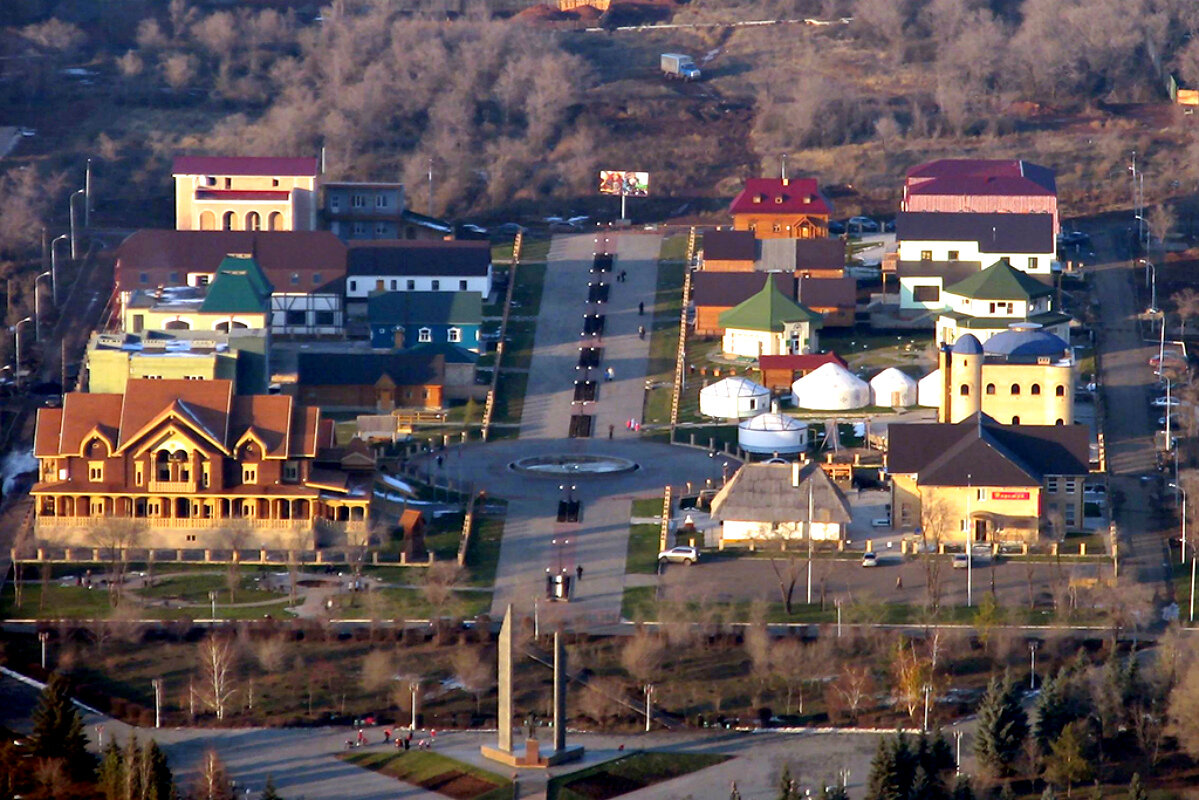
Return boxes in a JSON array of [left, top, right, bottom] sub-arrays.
[[758, 352, 847, 371], [195, 189, 292, 201], [729, 178, 830, 216], [905, 175, 1054, 197], [906, 159, 1025, 180], [173, 156, 318, 177], [904, 159, 1056, 194]]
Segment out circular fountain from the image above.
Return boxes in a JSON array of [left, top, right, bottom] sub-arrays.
[[510, 454, 638, 476]]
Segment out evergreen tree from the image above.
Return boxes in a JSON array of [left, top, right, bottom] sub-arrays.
[[819, 786, 848, 800], [1043, 721, 1093, 795], [123, 733, 143, 800], [927, 732, 956, 775], [778, 765, 798, 800], [29, 672, 94, 779], [975, 674, 1029, 778], [910, 765, 948, 800], [145, 740, 175, 800], [951, 774, 975, 800], [999, 783, 1016, 800], [98, 739, 125, 800], [259, 774, 282, 800], [865, 736, 905, 800], [1097, 650, 1136, 739], [1126, 772, 1147, 800]]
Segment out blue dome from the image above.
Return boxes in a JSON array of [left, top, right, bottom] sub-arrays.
[[984, 329, 1069, 357], [951, 334, 983, 355]]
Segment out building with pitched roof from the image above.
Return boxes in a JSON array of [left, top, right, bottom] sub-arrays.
[[717, 276, 822, 358], [86, 329, 269, 395], [692, 271, 793, 336], [935, 259, 1070, 346], [701, 230, 845, 278], [122, 254, 273, 334], [886, 412, 1090, 542], [902, 158, 1058, 233], [757, 352, 848, 393], [729, 177, 831, 240], [296, 351, 447, 410], [345, 241, 493, 309], [322, 181, 453, 242], [896, 211, 1056, 276], [700, 229, 757, 271], [32, 378, 368, 548], [710, 460, 852, 545], [367, 291, 482, 352], [173, 155, 319, 232], [936, 327, 1075, 426], [115, 230, 347, 337]]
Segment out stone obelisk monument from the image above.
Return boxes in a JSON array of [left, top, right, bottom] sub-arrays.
[[553, 630, 566, 752]]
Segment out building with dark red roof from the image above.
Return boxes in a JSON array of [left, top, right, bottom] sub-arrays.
[[173, 155, 320, 233], [757, 352, 848, 392], [902, 159, 1058, 233], [729, 177, 831, 240]]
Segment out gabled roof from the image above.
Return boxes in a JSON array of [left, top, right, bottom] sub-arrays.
[[407, 342, 479, 364], [200, 255, 274, 313], [117, 381, 234, 454], [718, 275, 822, 332], [116, 230, 347, 293], [729, 178, 831, 216], [296, 351, 444, 387], [896, 212, 1054, 254], [173, 156, 318, 177], [231, 395, 294, 457], [944, 259, 1053, 301], [703, 229, 757, 261], [905, 159, 1056, 194], [367, 291, 482, 326], [797, 276, 856, 309], [347, 241, 490, 278], [710, 461, 851, 525], [692, 271, 792, 308], [793, 238, 847, 272], [887, 413, 1089, 487], [758, 352, 847, 372]]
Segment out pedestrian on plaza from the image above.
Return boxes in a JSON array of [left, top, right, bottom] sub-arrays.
[[606, 366, 615, 382], [638, 301, 644, 316], [895, 575, 903, 590], [638, 325, 645, 339], [403, 737, 410, 751], [608, 424, 614, 440], [576, 564, 584, 582], [384, 728, 391, 743], [436, 454, 444, 468]]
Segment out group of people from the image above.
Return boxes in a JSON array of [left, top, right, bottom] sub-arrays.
[[344, 728, 437, 751]]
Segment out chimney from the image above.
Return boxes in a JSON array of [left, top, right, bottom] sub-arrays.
[[781, 153, 788, 181]]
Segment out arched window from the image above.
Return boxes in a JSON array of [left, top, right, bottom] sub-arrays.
[[164, 320, 190, 330], [1030, 384, 1041, 395], [268, 211, 283, 231], [1055, 419, 1064, 425], [1010, 384, 1021, 395], [985, 384, 996, 395], [447, 327, 462, 343], [1012, 416, 1020, 424], [222, 210, 236, 231], [246, 211, 261, 231], [959, 384, 970, 396], [199, 211, 216, 230], [1056, 385, 1066, 397], [419, 327, 432, 343]]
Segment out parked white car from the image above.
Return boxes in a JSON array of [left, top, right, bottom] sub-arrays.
[[658, 546, 699, 565]]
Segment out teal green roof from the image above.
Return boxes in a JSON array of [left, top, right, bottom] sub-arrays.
[[200, 255, 273, 314], [717, 276, 821, 332], [944, 259, 1053, 302], [367, 291, 482, 326]]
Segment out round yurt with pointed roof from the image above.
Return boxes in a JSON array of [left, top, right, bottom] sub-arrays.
[[790, 362, 870, 410], [869, 368, 918, 407], [698, 376, 771, 419], [917, 369, 942, 407], [738, 411, 809, 454]]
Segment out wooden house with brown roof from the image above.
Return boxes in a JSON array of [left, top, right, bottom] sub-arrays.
[[729, 177, 831, 240], [32, 378, 369, 549]]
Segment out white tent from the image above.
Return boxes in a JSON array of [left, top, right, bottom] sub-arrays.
[[698, 376, 771, 419], [917, 369, 942, 407], [738, 412, 809, 454], [870, 367, 918, 407], [791, 362, 870, 410]]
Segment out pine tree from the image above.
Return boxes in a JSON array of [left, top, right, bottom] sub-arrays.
[[927, 732, 956, 775], [1043, 720, 1093, 795], [98, 739, 125, 800], [910, 765, 949, 800], [259, 774, 282, 800], [951, 774, 976, 800], [145, 740, 175, 800], [819, 785, 849, 800], [975, 674, 1029, 778], [1127, 772, 1147, 800], [30, 672, 94, 779], [865, 736, 906, 800]]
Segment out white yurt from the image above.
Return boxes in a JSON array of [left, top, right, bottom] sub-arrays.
[[738, 411, 809, 454], [870, 367, 918, 407], [917, 369, 942, 407], [791, 362, 870, 410], [698, 376, 771, 419]]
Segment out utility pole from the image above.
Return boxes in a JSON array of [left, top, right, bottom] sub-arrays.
[[644, 683, 654, 733], [427, 157, 434, 216], [152, 678, 162, 728], [38, 631, 48, 670], [922, 683, 931, 733], [85, 158, 92, 228], [410, 682, 419, 731], [806, 481, 814, 605]]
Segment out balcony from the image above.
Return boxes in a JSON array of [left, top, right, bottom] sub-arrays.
[[148, 479, 197, 493], [38, 516, 308, 530]]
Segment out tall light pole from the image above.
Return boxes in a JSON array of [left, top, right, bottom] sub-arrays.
[[50, 234, 67, 306], [806, 482, 814, 605], [38, 631, 49, 670], [34, 271, 50, 343], [644, 683, 654, 733], [85, 158, 92, 228], [410, 681, 419, 731], [13, 317, 31, 388], [152, 678, 162, 728], [208, 589, 217, 622], [1029, 641, 1038, 690], [922, 683, 931, 733], [954, 730, 963, 773], [69, 189, 85, 259]]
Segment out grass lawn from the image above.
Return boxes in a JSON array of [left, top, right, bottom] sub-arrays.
[[0, 581, 294, 621], [510, 261, 547, 317], [341, 747, 511, 800], [503, 319, 537, 371], [339, 587, 492, 620], [626, 525, 661, 575], [492, 370, 529, 427], [630, 497, 662, 518], [548, 751, 729, 800], [491, 236, 550, 265], [642, 249, 686, 426], [658, 232, 690, 262], [464, 515, 505, 588]]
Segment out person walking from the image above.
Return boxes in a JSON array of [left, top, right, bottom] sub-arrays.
[[576, 564, 584, 582], [605, 366, 615, 382], [638, 325, 645, 340], [638, 301, 644, 316], [608, 424, 615, 440]]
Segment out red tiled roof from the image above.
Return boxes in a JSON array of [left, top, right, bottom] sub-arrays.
[[35, 408, 63, 457], [57, 394, 123, 455], [173, 156, 318, 177], [729, 178, 831, 216], [758, 352, 847, 371], [117, 379, 234, 452], [195, 189, 292, 201], [232, 395, 295, 457]]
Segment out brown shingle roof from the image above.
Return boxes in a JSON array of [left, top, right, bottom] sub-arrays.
[[173, 156, 318, 177], [692, 271, 793, 308], [34, 408, 63, 457], [702, 229, 757, 261], [710, 461, 852, 525], [58, 394, 124, 455], [232, 395, 294, 457], [117, 379, 234, 453], [797, 276, 856, 309]]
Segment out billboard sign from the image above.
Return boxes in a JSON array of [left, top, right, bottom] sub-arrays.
[[599, 170, 649, 197]]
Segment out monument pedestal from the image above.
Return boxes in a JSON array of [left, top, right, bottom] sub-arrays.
[[480, 739, 585, 769]]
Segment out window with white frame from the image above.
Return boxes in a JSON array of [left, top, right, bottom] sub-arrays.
[[448, 327, 461, 343], [1047, 477, 1059, 493], [376, 194, 388, 208], [352, 194, 366, 208], [418, 327, 432, 343]]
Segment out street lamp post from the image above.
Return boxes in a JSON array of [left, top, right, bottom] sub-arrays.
[[13, 317, 31, 388], [38, 631, 49, 670], [152, 678, 162, 728], [34, 271, 50, 343], [50, 234, 67, 306], [954, 730, 963, 773], [208, 589, 217, 622], [835, 598, 842, 638], [1029, 641, 1038, 690], [644, 683, 654, 733], [69, 189, 85, 259], [410, 682, 419, 731], [922, 683, 932, 733]]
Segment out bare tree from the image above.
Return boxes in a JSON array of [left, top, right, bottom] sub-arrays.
[[920, 497, 954, 611], [1148, 204, 1177, 259], [1169, 660, 1199, 759], [577, 676, 627, 728], [197, 636, 238, 720], [892, 638, 931, 721], [218, 523, 251, 604], [1173, 289, 1199, 339], [825, 662, 875, 723], [88, 519, 146, 608], [192, 749, 233, 800], [451, 646, 494, 713], [421, 561, 464, 614], [621, 628, 665, 685], [253, 634, 288, 673], [361, 649, 395, 694]]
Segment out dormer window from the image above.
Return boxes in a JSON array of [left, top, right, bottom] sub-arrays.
[[775, 196, 784, 204], [753, 194, 763, 204]]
